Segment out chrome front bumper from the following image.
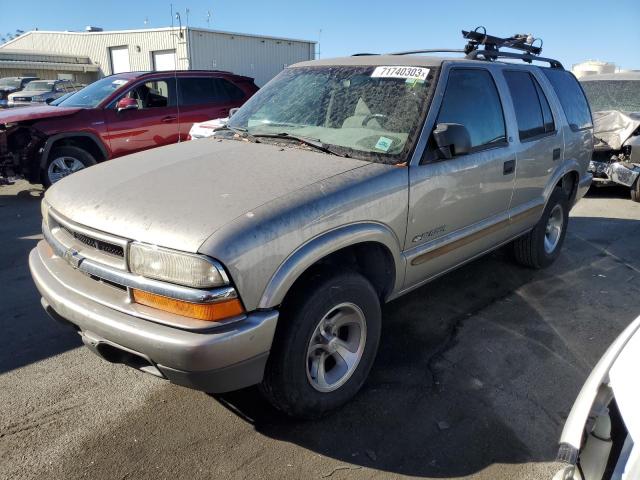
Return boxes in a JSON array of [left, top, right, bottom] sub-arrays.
[[29, 241, 278, 393]]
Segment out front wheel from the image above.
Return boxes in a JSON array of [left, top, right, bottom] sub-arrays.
[[512, 187, 569, 269], [43, 146, 96, 188], [260, 270, 381, 418]]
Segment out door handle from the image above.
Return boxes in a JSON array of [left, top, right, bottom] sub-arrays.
[[503, 159, 516, 175], [553, 148, 562, 161], [161, 115, 177, 123]]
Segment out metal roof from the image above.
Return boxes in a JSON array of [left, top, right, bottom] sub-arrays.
[[0, 49, 99, 72], [0, 27, 316, 49]]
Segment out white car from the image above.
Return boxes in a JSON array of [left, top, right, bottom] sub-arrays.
[[188, 117, 229, 139], [555, 314, 640, 479]]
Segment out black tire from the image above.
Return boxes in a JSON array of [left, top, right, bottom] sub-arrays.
[[43, 146, 96, 188], [631, 179, 640, 203], [513, 187, 569, 269], [260, 270, 381, 419]]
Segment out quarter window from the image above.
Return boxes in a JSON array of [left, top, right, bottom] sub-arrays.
[[436, 69, 506, 150], [504, 71, 555, 140], [542, 69, 592, 131]]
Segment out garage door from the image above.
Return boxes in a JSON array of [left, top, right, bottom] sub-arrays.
[[153, 50, 177, 71], [110, 46, 130, 74]]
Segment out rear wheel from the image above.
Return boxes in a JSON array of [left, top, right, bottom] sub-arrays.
[[631, 179, 640, 203], [43, 146, 96, 188], [260, 270, 381, 418], [513, 187, 569, 269]]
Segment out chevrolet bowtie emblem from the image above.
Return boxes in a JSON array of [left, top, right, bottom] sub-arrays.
[[63, 248, 83, 269]]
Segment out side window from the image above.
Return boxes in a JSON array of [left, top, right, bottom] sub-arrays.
[[541, 69, 592, 131], [179, 77, 212, 106], [214, 79, 245, 101], [436, 69, 506, 150], [179, 77, 244, 105], [504, 71, 555, 141], [127, 79, 175, 109]]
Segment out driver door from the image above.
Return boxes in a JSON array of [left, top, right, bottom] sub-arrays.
[[404, 66, 517, 288], [103, 77, 179, 158]]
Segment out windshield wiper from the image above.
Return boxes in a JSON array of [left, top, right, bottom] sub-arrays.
[[216, 125, 260, 143], [252, 132, 348, 157]]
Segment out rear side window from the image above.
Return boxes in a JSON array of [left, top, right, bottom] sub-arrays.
[[178, 77, 245, 106], [436, 69, 506, 149], [504, 71, 555, 140], [542, 69, 592, 131]]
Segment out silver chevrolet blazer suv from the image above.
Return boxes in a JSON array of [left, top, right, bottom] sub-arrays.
[[29, 32, 594, 417]]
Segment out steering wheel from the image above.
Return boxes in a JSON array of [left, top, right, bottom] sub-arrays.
[[361, 113, 388, 127]]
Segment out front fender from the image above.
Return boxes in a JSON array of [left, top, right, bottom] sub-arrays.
[[258, 222, 406, 309]]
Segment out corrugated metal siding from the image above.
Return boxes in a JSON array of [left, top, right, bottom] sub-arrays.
[[2, 30, 188, 76], [1, 29, 314, 85], [188, 29, 314, 86], [0, 67, 95, 83]]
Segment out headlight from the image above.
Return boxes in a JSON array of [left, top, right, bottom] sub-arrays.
[[128, 243, 229, 288], [32, 95, 45, 102]]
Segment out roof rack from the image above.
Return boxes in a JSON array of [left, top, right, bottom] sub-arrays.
[[352, 27, 564, 69], [386, 49, 466, 56], [462, 26, 564, 69]]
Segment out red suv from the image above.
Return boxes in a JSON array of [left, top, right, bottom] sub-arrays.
[[0, 70, 258, 186]]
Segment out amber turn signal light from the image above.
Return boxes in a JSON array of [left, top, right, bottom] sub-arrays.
[[132, 289, 244, 321]]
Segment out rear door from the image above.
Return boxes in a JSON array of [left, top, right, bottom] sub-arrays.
[[404, 66, 517, 288], [501, 69, 564, 233], [103, 77, 179, 157], [177, 76, 248, 140]]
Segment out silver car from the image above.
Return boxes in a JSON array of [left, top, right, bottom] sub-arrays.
[[581, 72, 640, 202], [29, 33, 594, 417], [8, 79, 78, 106]]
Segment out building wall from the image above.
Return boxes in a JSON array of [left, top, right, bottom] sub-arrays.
[[1, 28, 314, 85], [0, 67, 96, 83], [2, 29, 189, 76], [188, 28, 315, 86], [572, 60, 616, 79]]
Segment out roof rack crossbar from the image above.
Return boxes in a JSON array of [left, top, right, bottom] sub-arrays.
[[386, 49, 466, 56], [466, 49, 564, 69]]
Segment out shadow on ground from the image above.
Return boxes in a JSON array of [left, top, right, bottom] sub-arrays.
[[0, 186, 81, 374]]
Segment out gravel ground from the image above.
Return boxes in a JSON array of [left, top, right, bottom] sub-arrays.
[[1, 181, 639, 480]]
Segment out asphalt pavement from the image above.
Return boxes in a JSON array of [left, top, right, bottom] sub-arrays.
[[1, 181, 639, 480]]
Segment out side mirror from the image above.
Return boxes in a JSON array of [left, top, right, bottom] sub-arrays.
[[116, 97, 139, 112], [433, 123, 471, 159], [228, 107, 240, 119], [45, 97, 54, 104]]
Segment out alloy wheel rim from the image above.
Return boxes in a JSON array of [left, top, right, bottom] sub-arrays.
[[544, 204, 564, 254], [47, 156, 85, 184], [306, 302, 367, 393]]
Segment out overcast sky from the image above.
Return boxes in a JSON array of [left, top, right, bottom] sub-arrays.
[[1, 0, 639, 70]]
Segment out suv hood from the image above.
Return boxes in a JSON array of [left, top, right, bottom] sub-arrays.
[[0, 105, 82, 124], [45, 139, 369, 253]]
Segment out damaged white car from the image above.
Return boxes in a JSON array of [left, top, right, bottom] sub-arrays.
[[581, 72, 640, 202]]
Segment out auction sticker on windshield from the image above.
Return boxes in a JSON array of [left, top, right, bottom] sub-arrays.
[[371, 66, 429, 81]]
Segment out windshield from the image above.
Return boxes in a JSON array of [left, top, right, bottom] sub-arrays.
[[0, 78, 20, 89], [24, 80, 55, 92], [581, 80, 640, 113], [227, 65, 437, 164], [57, 76, 132, 108]]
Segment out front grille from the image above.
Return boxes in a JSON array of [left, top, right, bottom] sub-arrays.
[[14, 97, 31, 102], [64, 227, 124, 257]]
